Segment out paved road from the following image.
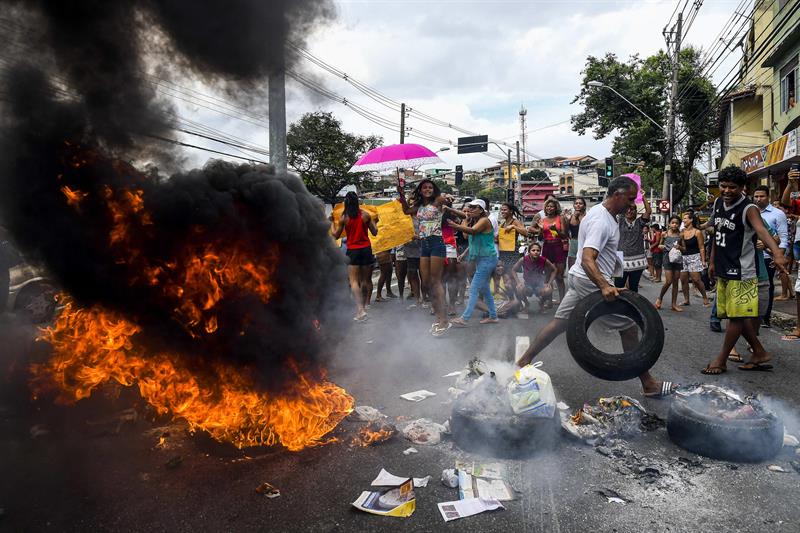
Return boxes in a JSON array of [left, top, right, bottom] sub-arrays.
[[1, 278, 799, 532]]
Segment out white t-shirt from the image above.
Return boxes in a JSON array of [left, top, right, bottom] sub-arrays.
[[569, 203, 621, 280], [489, 212, 500, 256]]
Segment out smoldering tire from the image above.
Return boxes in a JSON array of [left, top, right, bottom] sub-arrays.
[[667, 398, 784, 463], [565, 290, 664, 381]]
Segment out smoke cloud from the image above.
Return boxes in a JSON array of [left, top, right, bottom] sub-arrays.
[[0, 0, 347, 390]]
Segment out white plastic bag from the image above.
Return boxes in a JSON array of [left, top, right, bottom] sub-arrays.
[[507, 362, 556, 417], [668, 246, 682, 264]]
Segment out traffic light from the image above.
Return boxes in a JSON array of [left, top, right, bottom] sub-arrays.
[[455, 165, 463, 187], [604, 157, 614, 178], [506, 188, 514, 204]]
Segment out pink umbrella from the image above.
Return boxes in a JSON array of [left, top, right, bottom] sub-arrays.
[[621, 173, 644, 203], [348, 143, 443, 173]]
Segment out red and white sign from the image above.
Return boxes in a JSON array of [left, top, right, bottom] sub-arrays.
[[658, 199, 670, 213]]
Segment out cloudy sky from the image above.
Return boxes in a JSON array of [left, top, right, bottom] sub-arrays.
[[173, 0, 745, 172]]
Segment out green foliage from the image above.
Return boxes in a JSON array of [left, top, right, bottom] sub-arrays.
[[571, 48, 716, 204], [480, 187, 507, 203], [459, 175, 484, 197], [521, 169, 549, 181], [287, 111, 382, 204], [431, 178, 454, 194]]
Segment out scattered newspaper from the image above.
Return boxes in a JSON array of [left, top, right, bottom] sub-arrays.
[[400, 390, 437, 402], [437, 497, 504, 522], [370, 468, 430, 488], [454, 461, 515, 501], [352, 479, 415, 518]]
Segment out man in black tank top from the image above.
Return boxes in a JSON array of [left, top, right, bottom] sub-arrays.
[[703, 166, 788, 375]]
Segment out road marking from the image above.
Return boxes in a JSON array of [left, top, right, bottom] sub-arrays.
[[515, 336, 530, 361]]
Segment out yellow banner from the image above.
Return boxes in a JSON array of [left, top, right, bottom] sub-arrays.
[[331, 201, 414, 253]]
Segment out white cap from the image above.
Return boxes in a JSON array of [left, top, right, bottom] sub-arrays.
[[466, 198, 486, 210]]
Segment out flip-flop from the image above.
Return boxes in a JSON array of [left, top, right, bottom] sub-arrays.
[[449, 318, 468, 328], [480, 317, 499, 324], [431, 322, 452, 337], [738, 362, 773, 371], [781, 334, 800, 341], [701, 365, 726, 375], [643, 381, 678, 398], [727, 353, 744, 363]]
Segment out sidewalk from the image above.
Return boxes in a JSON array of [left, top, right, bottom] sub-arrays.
[[770, 271, 797, 331]]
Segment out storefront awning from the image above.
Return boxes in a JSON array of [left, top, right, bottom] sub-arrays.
[[741, 128, 799, 176]]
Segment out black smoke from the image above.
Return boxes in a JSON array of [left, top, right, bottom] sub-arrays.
[[0, 0, 348, 390]]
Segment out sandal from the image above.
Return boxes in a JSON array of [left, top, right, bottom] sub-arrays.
[[480, 317, 499, 324], [738, 361, 773, 372], [701, 365, 726, 375], [643, 381, 678, 398], [431, 322, 452, 337], [727, 353, 744, 363], [781, 334, 800, 341], [450, 317, 468, 328]]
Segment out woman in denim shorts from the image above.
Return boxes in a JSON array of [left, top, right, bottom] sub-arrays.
[[398, 179, 451, 336]]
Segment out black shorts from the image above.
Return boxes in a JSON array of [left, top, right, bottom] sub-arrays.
[[652, 252, 663, 269], [346, 246, 374, 266], [665, 261, 682, 272], [407, 257, 420, 271]]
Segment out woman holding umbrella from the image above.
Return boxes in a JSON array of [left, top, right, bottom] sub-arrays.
[[333, 192, 378, 322], [398, 179, 451, 336]]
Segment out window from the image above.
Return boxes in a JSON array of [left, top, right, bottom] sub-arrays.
[[780, 56, 798, 114]]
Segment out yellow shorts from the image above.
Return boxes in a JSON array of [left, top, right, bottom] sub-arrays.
[[716, 278, 758, 319]]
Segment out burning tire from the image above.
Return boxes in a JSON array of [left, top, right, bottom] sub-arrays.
[[450, 402, 560, 459], [667, 398, 783, 463], [13, 280, 57, 323], [565, 290, 663, 381]]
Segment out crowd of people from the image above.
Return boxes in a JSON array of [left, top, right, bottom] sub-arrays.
[[333, 166, 800, 382]]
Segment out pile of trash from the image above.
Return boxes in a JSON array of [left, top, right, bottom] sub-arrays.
[[561, 396, 664, 443], [674, 384, 770, 420]]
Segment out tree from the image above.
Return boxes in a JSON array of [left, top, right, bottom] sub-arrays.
[[480, 187, 507, 204], [459, 175, 484, 197], [571, 48, 716, 204], [431, 178, 454, 194], [521, 169, 549, 182], [287, 111, 382, 205]]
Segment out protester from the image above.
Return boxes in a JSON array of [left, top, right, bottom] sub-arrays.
[[727, 218, 779, 362], [476, 262, 521, 318], [753, 185, 788, 328], [533, 198, 568, 304], [516, 176, 677, 398], [332, 191, 378, 321], [403, 228, 423, 308], [655, 216, 684, 312], [649, 223, 664, 282], [374, 250, 397, 301], [679, 212, 711, 307], [567, 197, 587, 270], [442, 200, 463, 316], [514, 241, 556, 313], [780, 166, 800, 341], [394, 245, 408, 299], [497, 202, 530, 269], [702, 166, 787, 375], [397, 179, 450, 335], [615, 194, 651, 292], [448, 199, 499, 327]]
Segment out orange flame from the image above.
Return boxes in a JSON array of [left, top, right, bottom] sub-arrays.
[[352, 422, 396, 447], [60, 185, 89, 209], [33, 300, 354, 451]]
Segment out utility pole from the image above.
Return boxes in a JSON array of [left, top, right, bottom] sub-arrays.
[[268, 67, 287, 173], [519, 105, 528, 164], [662, 12, 682, 210], [516, 141, 522, 210], [400, 103, 406, 144], [507, 149, 513, 195]]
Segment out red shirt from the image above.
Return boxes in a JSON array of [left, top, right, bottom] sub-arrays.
[[345, 212, 371, 249]]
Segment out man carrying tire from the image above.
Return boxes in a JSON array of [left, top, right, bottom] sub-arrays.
[[516, 176, 676, 398]]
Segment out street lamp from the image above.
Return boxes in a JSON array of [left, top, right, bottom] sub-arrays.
[[587, 80, 665, 132]]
